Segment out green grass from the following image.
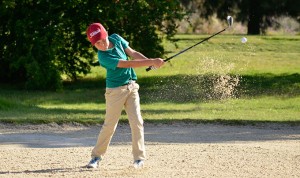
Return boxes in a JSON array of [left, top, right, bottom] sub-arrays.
[[0, 88, 299, 125], [141, 97, 300, 123], [1, 34, 300, 125]]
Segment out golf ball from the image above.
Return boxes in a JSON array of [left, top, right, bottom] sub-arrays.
[[241, 37, 247, 43]]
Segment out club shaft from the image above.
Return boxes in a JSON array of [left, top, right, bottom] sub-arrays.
[[146, 27, 227, 72], [164, 28, 226, 62]]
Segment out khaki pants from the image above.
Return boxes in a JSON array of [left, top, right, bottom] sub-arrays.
[[91, 82, 146, 161]]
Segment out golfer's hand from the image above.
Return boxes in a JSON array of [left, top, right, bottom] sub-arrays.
[[152, 58, 165, 69]]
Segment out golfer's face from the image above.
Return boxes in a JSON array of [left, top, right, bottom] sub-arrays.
[[94, 38, 109, 51]]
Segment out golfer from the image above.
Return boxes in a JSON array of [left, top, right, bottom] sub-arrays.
[[86, 22, 164, 169]]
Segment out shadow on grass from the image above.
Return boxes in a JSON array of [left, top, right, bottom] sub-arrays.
[[239, 73, 300, 96], [1, 72, 297, 105], [138, 73, 300, 103], [60, 73, 300, 103], [0, 107, 106, 125]]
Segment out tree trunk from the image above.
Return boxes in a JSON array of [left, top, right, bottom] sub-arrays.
[[247, 0, 262, 34]]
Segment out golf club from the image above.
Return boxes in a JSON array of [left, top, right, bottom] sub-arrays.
[[146, 16, 233, 72]]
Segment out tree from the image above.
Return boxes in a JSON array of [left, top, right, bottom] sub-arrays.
[[235, 0, 300, 34], [181, 0, 300, 34], [0, 0, 185, 89], [0, 0, 64, 89]]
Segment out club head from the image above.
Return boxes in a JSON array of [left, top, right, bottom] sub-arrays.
[[227, 16, 233, 27]]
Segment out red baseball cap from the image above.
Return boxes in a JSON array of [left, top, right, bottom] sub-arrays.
[[86, 23, 108, 45]]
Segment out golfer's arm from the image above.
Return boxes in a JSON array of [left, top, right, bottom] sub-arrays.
[[117, 59, 155, 68], [125, 47, 148, 60], [117, 46, 152, 68]]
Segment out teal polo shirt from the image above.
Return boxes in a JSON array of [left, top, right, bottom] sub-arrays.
[[98, 34, 137, 88]]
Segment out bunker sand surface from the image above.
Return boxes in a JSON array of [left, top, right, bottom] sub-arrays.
[[0, 123, 299, 178]]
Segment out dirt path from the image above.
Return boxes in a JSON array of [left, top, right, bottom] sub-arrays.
[[0, 123, 299, 178]]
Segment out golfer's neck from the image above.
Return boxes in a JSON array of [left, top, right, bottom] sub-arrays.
[[108, 41, 114, 49]]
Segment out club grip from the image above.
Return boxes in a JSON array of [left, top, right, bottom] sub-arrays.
[[146, 58, 169, 72], [146, 66, 152, 72]]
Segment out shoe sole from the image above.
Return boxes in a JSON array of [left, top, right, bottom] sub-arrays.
[[133, 163, 144, 169], [86, 164, 98, 168]]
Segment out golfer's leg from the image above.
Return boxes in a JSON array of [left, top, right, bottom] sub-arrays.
[[91, 88, 127, 158], [125, 84, 146, 161]]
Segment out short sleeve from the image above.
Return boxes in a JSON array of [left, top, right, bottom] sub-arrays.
[[98, 52, 119, 70], [111, 34, 129, 49]]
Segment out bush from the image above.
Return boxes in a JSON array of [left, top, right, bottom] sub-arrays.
[[0, 0, 185, 90]]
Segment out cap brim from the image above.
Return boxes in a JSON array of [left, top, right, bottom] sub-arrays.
[[91, 33, 108, 45]]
